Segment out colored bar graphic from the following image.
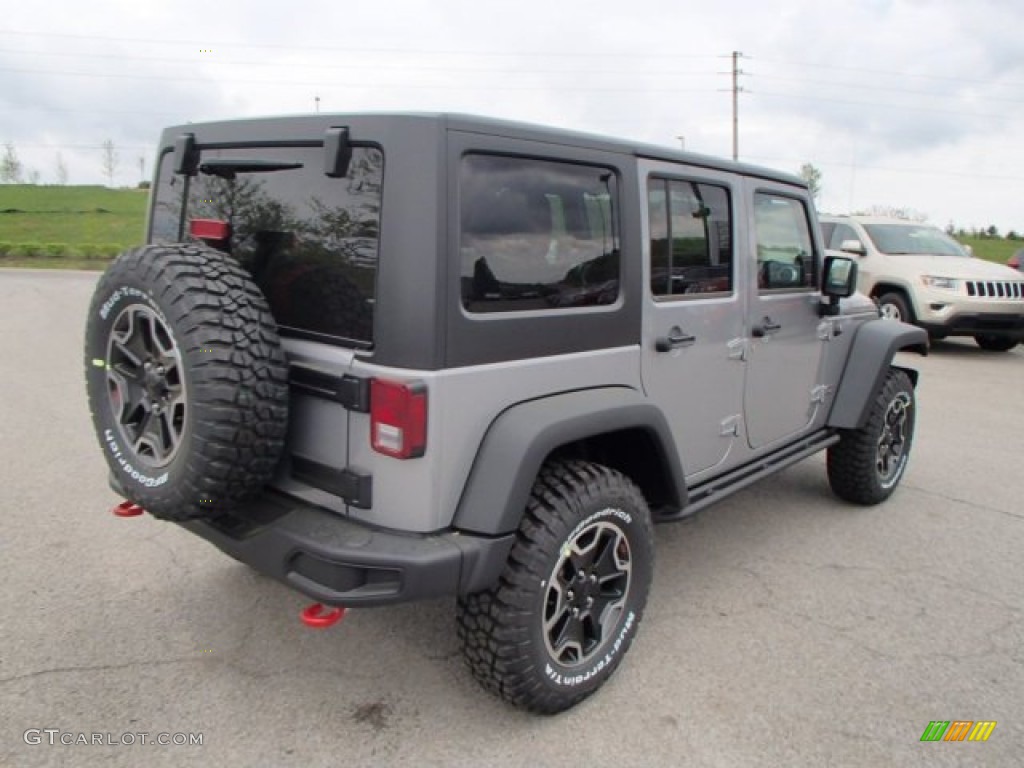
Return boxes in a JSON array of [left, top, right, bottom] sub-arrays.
[[968, 722, 997, 742], [944, 721, 973, 742], [921, 721, 949, 741], [920, 720, 996, 742]]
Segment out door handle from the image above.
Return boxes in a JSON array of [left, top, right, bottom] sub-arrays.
[[752, 318, 782, 338], [655, 327, 697, 352]]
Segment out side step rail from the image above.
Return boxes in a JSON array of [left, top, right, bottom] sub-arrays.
[[658, 430, 840, 522]]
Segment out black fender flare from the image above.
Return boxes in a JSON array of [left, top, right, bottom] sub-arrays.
[[452, 387, 687, 536], [828, 318, 928, 430]]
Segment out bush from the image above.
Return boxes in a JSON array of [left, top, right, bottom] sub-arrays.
[[8, 242, 42, 258], [41, 243, 69, 257], [88, 243, 122, 259]]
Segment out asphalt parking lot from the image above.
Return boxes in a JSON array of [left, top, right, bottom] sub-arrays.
[[1, 268, 1021, 767]]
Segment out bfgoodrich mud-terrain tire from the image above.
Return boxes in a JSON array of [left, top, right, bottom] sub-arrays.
[[84, 244, 289, 521], [827, 368, 915, 505], [457, 460, 654, 714]]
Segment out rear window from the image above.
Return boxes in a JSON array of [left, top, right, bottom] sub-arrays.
[[150, 145, 383, 345], [459, 154, 619, 313]]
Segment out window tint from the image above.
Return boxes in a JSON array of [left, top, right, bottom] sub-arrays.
[[753, 193, 817, 291], [151, 145, 383, 344], [828, 223, 858, 250], [459, 154, 619, 313], [648, 177, 732, 297]]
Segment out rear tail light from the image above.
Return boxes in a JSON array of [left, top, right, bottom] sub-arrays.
[[370, 379, 427, 459], [189, 218, 231, 243]]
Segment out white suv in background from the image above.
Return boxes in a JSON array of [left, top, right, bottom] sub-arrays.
[[821, 215, 1024, 351]]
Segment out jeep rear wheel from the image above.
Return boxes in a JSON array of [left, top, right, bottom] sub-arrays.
[[84, 244, 289, 521], [457, 460, 654, 714], [974, 334, 1019, 352], [827, 368, 915, 505]]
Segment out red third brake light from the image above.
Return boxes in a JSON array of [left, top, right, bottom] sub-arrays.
[[370, 379, 427, 459], [189, 218, 231, 242]]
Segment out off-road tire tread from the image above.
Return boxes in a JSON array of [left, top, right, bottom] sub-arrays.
[[827, 368, 914, 505], [85, 243, 289, 521], [456, 459, 653, 714]]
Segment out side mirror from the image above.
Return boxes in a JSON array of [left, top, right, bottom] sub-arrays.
[[819, 256, 858, 316], [839, 239, 866, 256]]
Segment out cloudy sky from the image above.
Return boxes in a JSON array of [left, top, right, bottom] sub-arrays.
[[2, 0, 1022, 233]]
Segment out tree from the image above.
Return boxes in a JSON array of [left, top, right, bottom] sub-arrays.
[[798, 163, 822, 202], [856, 205, 928, 223], [27, 168, 40, 185], [1, 142, 23, 183], [55, 152, 69, 185], [986, 224, 999, 238], [101, 139, 119, 187]]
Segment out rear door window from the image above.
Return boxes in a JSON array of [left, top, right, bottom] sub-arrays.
[[150, 145, 383, 345], [459, 154, 620, 313]]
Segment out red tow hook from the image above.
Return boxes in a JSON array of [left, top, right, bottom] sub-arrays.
[[300, 603, 347, 629], [112, 500, 146, 517]]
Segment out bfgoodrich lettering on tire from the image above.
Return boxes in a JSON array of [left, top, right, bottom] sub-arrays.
[[457, 460, 654, 714], [827, 368, 916, 505], [84, 244, 289, 521]]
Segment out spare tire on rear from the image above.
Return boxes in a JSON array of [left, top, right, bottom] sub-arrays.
[[84, 243, 289, 521]]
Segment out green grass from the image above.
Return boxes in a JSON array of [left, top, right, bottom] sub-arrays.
[[959, 236, 1022, 266], [0, 184, 147, 249]]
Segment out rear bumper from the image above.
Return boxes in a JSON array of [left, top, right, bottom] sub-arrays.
[[177, 491, 515, 607]]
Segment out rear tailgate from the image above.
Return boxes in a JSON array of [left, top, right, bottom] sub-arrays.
[[148, 136, 384, 513]]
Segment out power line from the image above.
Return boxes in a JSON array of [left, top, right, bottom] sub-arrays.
[[757, 56, 1024, 89], [0, 29, 718, 60], [0, 46, 721, 78], [0, 65, 721, 94], [752, 90, 1015, 122], [754, 74, 1024, 106]]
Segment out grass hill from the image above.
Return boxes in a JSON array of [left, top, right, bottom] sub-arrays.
[[0, 184, 148, 266]]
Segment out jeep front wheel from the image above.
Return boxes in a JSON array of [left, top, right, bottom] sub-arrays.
[[827, 368, 916, 505], [457, 460, 654, 714]]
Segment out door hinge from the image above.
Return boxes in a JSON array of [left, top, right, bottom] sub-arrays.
[[720, 414, 742, 437], [289, 364, 370, 412], [291, 454, 373, 509], [816, 321, 832, 341]]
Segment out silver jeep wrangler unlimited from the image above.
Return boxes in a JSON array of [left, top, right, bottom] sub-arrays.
[[85, 114, 927, 713]]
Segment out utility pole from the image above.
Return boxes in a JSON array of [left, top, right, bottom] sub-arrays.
[[676, 135, 686, 151], [315, 96, 321, 113], [731, 51, 743, 161]]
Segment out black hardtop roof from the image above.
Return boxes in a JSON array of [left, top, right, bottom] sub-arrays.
[[158, 112, 805, 188]]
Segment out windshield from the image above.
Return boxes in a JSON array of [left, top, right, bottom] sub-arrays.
[[862, 224, 968, 257]]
